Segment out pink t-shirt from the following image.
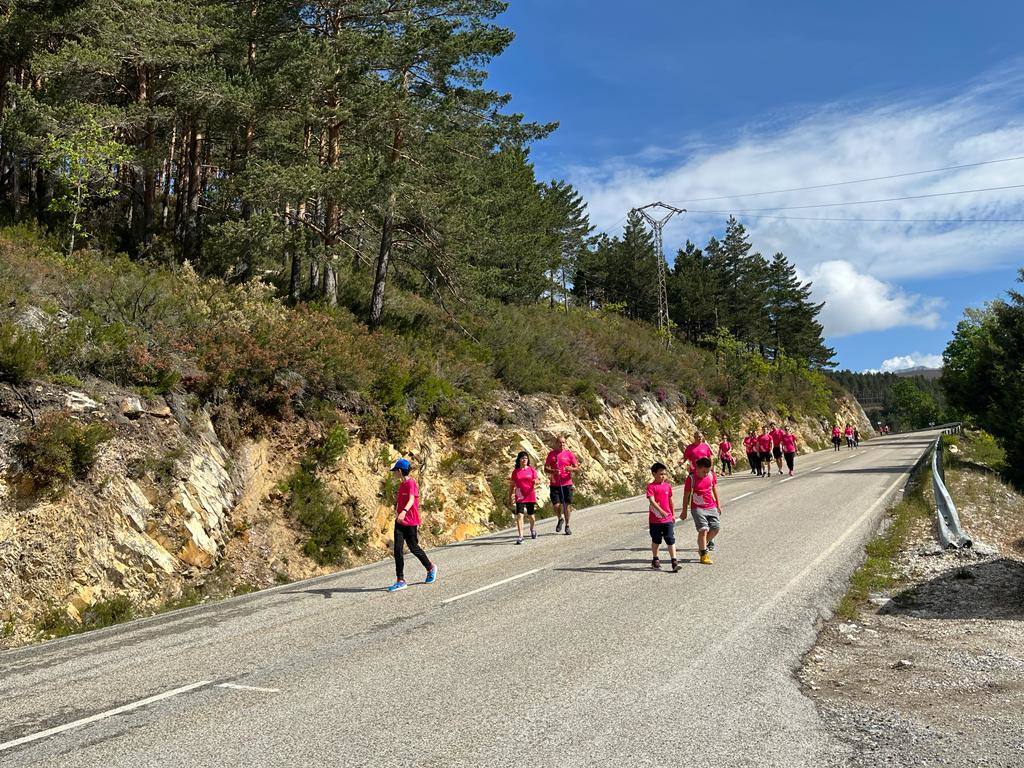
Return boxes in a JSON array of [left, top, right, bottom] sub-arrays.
[[646, 481, 674, 524], [781, 434, 797, 453], [770, 428, 784, 447], [845, 426, 854, 437], [684, 442, 713, 467], [832, 427, 841, 437], [718, 441, 733, 459], [743, 436, 755, 453], [545, 450, 577, 487], [396, 477, 420, 526], [757, 433, 773, 452], [684, 471, 718, 511], [511, 466, 538, 503]]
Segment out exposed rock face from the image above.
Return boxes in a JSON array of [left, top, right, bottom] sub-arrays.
[[0, 380, 872, 648]]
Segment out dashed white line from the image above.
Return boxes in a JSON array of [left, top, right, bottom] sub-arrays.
[[217, 683, 280, 693], [0, 680, 212, 753], [831, 460, 841, 464], [441, 567, 546, 605], [810, 467, 823, 472], [729, 492, 755, 502], [780, 477, 793, 483]]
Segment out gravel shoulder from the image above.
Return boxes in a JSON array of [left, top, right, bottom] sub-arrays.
[[799, 432, 1024, 767]]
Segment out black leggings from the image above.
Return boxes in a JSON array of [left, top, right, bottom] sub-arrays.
[[747, 452, 757, 473], [784, 451, 795, 472], [394, 523, 432, 581]]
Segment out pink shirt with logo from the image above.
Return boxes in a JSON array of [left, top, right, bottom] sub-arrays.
[[781, 434, 797, 453], [396, 477, 420, 526], [770, 428, 784, 447], [545, 449, 577, 487], [646, 481, 674, 524], [757, 433, 773, 452], [511, 466, 538, 503], [684, 471, 718, 511]]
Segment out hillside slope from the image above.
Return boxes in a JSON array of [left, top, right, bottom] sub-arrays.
[[0, 230, 871, 647]]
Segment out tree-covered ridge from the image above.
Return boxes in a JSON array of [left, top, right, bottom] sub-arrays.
[[829, 369, 949, 430], [1, 0, 832, 369], [574, 215, 834, 367]]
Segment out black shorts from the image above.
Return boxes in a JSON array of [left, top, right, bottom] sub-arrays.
[[759, 451, 772, 462], [649, 522, 676, 545], [515, 502, 536, 516], [550, 485, 574, 506], [772, 446, 782, 459]]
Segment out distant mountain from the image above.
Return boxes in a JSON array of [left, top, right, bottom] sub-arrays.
[[893, 366, 943, 380]]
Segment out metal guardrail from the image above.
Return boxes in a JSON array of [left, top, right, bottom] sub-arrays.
[[932, 423, 972, 549]]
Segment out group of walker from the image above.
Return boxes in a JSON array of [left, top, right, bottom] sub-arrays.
[[384, 425, 807, 590], [830, 423, 860, 451]]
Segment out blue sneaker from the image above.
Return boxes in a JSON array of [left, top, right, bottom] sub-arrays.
[[424, 566, 438, 584], [386, 580, 407, 592]]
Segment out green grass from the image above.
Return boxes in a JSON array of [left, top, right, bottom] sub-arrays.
[[36, 595, 135, 639], [835, 466, 933, 620]]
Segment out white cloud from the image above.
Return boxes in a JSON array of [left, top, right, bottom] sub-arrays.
[[878, 353, 945, 372], [801, 260, 942, 337], [566, 65, 1024, 339]]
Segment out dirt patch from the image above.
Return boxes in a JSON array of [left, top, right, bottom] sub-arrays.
[[799, 433, 1024, 767]]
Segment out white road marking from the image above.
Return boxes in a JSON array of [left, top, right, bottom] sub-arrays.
[[441, 567, 546, 605], [780, 477, 793, 483], [729, 492, 755, 502], [811, 467, 823, 473], [217, 683, 280, 693], [0, 680, 212, 753], [831, 460, 841, 464]]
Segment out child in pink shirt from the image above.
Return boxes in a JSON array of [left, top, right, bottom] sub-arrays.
[[682, 457, 722, 564], [646, 462, 679, 572]]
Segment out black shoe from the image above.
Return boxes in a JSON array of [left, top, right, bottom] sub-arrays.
[[564, 526, 572, 536], [555, 518, 564, 533], [670, 559, 680, 572], [652, 558, 661, 570], [707, 540, 716, 551]]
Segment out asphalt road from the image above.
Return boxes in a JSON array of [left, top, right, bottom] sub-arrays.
[[0, 431, 936, 768]]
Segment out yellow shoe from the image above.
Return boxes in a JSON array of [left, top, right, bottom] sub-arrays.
[[700, 552, 713, 565]]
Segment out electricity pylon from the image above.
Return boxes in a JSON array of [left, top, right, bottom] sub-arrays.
[[631, 202, 685, 343]]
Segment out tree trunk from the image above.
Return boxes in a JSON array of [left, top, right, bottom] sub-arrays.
[[369, 195, 395, 329], [323, 257, 338, 307], [160, 123, 176, 229]]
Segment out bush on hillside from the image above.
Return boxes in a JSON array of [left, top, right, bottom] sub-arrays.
[[0, 321, 43, 383], [16, 412, 113, 494]]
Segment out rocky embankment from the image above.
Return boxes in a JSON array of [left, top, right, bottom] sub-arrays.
[[0, 378, 872, 648]]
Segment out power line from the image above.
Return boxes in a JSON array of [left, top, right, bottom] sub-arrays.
[[684, 212, 1024, 223], [666, 154, 1024, 204], [685, 182, 1024, 213]]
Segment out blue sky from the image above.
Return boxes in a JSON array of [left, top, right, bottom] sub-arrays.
[[486, 0, 1024, 372]]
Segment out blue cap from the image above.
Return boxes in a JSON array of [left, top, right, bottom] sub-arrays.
[[391, 458, 411, 473]]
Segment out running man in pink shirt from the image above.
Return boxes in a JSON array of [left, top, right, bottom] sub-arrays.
[[780, 427, 798, 476], [545, 435, 580, 535], [387, 458, 437, 592], [646, 462, 679, 572], [682, 457, 722, 564], [508, 451, 539, 545]]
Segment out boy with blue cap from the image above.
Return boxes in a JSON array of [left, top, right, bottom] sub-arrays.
[[387, 458, 438, 592]]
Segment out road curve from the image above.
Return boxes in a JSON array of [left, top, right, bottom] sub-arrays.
[[0, 431, 937, 768]]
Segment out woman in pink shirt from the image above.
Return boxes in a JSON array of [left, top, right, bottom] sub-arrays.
[[757, 427, 774, 478], [780, 428, 798, 476], [684, 431, 713, 474], [831, 425, 842, 452], [844, 423, 855, 449], [508, 451, 539, 545], [718, 434, 735, 476]]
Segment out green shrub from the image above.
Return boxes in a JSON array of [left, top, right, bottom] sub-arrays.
[[0, 321, 44, 383], [17, 412, 113, 494], [281, 467, 367, 565], [308, 424, 350, 468], [36, 595, 135, 638]]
